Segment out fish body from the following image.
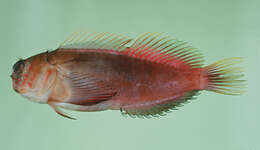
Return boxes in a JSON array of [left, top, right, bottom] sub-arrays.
[[11, 32, 245, 119]]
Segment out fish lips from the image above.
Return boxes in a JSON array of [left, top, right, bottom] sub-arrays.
[[11, 59, 26, 93]]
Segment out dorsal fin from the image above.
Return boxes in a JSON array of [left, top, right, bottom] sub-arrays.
[[124, 32, 204, 68], [59, 32, 133, 51], [59, 32, 204, 68], [121, 90, 200, 119]]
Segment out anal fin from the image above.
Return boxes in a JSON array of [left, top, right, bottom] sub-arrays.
[[121, 90, 200, 118]]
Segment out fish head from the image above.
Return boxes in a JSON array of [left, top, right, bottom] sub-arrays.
[[11, 53, 56, 103]]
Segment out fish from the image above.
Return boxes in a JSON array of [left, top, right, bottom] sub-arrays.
[[11, 32, 245, 119]]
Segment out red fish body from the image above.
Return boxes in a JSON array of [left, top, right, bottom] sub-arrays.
[[11, 32, 245, 119]]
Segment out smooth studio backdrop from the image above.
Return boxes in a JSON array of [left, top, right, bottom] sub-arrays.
[[0, 0, 259, 150]]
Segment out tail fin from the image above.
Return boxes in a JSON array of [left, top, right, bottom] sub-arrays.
[[204, 57, 246, 95]]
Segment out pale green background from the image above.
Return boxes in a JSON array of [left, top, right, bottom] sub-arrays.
[[0, 0, 259, 150]]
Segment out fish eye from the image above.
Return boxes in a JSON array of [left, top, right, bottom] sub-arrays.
[[13, 59, 25, 73]]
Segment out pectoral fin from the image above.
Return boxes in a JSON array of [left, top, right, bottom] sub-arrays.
[[63, 72, 117, 106]]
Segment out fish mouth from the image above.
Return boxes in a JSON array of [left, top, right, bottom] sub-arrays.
[[14, 88, 20, 93], [11, 59, 26, 91], [12, 83, 23, 94], [11, 76, 23, 94]]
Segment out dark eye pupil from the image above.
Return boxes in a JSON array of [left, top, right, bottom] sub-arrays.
[[13, 59, 24, 72]]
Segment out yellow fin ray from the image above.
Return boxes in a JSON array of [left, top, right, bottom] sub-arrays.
[[205, 57, 246, 95], [59, 32, 133, 51]]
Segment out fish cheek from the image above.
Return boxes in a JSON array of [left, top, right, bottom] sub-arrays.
[[48, 75, 70, 103]]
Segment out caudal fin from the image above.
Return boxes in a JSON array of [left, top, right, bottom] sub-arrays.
[[204, 57, 246, 95]]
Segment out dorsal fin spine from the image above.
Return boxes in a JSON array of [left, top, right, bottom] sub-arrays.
[[172, 51, 192, 62], [100, 33, 119, 49], [67, 32, 79, 44], [139, 38, 172, 59], [59, 32, 133, 51], [153, 38, 175, 52], [142, 40, 178, 61], [126, 33, 149, 55], [163, 46, 188, 61], [87, 33, 105, 48], [147, 50, 170, 63], [134, 42, 152, 57], [60, 32, 77, 46], [75, 32, 87, 43], [148, 51, 165, 62], [117, 39, 131, 50], [83, 32, 96, 43], [98, 33, 113, 49], [130, 34, 152, 56], [112, 35, 129, 50], [150, 45, 177, 62], [138, 46, 153, 58], [179, 48, 198, 59], [150, 44, 180, 61], [139, 47, 158, 59], [78, 32, 89, 43], [135, 33, 162, 57], [177, 47, 196, 58], [167, 42, 187, 55], [108, 34, 126, 50], [135, 43, 150, 57], [74, 32, 86, 43], [139, 36, 170, 59], [175, 46, 193, 55], [92, 32, 104, 41], [152, 53, 168, 63]]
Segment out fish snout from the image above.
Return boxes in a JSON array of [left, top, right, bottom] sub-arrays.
[[11, 78, 21, 93], [14, 88, 19, 93], [12, 82, 27, 94], [11, 75, 25, 94]]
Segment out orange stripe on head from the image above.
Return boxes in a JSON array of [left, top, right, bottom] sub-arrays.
[[43, 69, 52, 89], [21, 62, 35, 90], [20, 64, 32, 89], [28, 64, 37, 82], [27, 82, 33, 88]]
